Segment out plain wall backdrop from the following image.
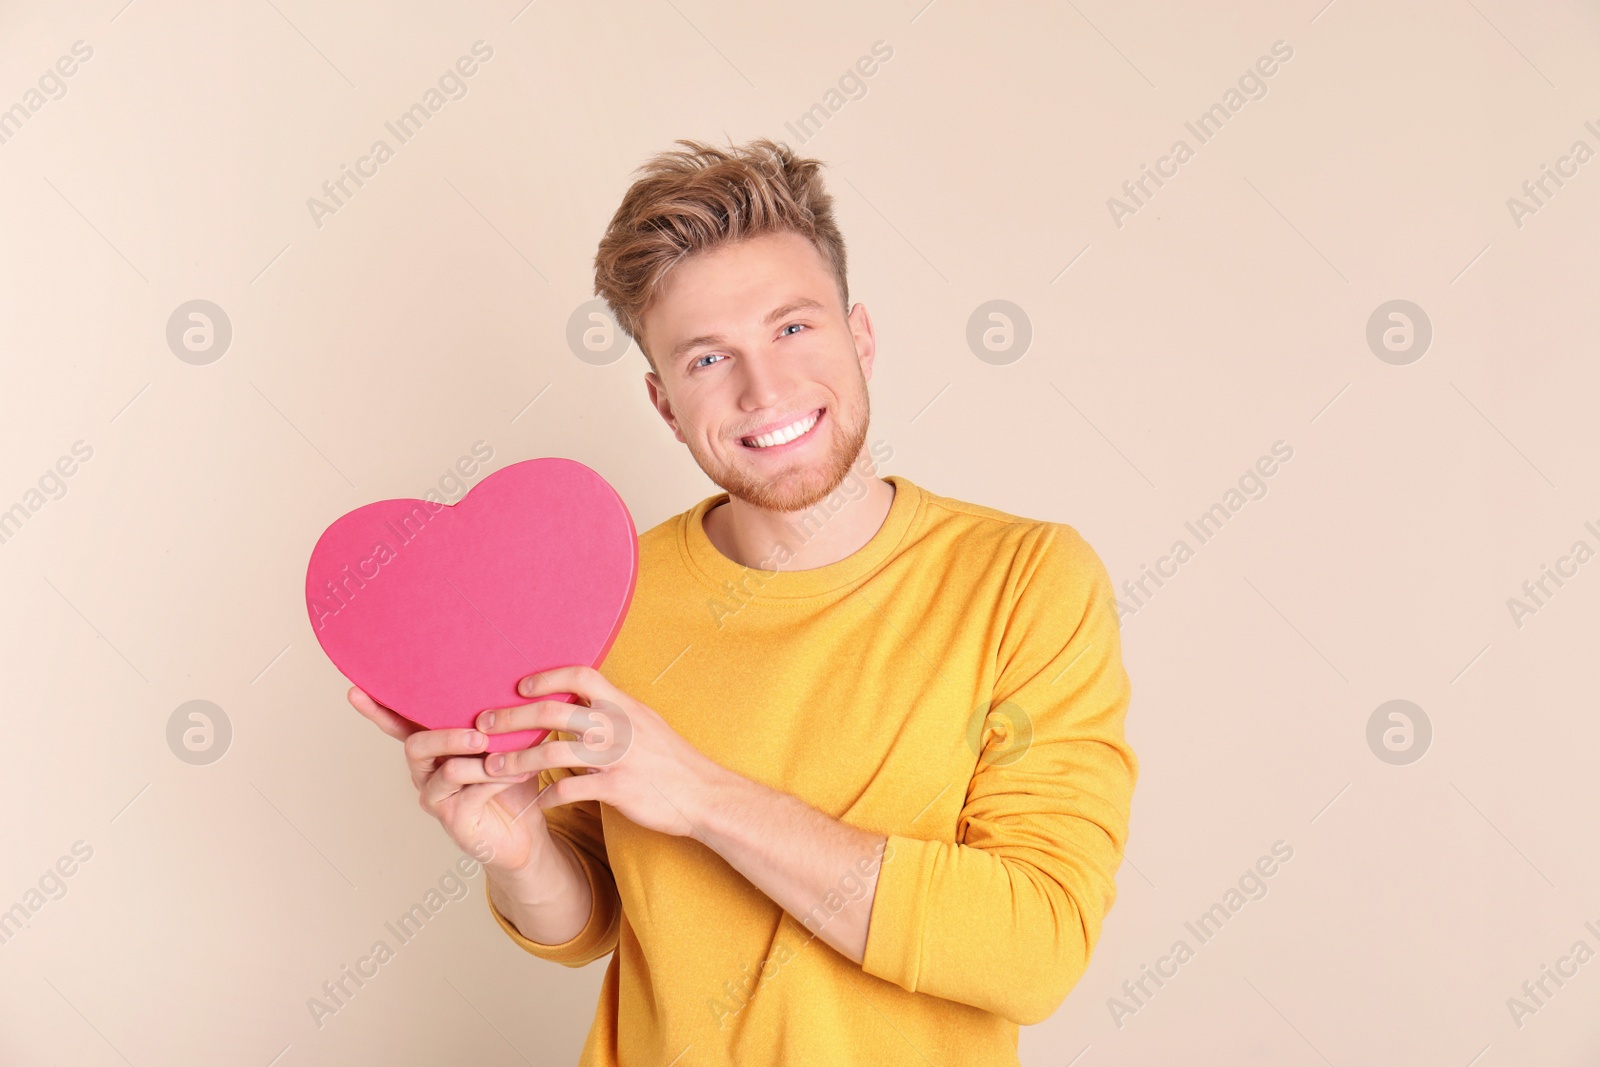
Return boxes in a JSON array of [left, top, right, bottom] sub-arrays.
[[2, 0, 1597, 1063]]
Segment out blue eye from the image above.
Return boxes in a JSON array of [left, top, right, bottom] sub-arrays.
[[781, 323, 806, 337], [693, 353, 725, 369]]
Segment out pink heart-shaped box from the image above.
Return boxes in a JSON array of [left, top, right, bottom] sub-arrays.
[[305, 458, 637, 753]]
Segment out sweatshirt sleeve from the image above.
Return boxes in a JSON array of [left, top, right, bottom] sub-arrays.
[[485, 745, 623, 967], [860, 523, 1138, 1025]]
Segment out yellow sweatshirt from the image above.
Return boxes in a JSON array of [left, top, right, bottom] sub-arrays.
[[486, 471, 1137, 1065]]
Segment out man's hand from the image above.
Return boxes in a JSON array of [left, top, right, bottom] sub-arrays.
[[347, 685, 548, 875], [346, 685, 602, 947], [480, 666, 888, 965], [475, 665, 732, 840]]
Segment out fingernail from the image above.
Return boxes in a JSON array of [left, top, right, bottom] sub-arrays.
[[519, 679, 533, 696], [481, 711, 495, 730], [466, 731, 483, 748]]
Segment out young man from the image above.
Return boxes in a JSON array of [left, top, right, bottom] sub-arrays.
[[349, 139, 1137, 1064]]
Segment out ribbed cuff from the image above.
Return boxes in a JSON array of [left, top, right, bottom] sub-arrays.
[[484, 846, 619, 966], [860, 834, 937, 992]]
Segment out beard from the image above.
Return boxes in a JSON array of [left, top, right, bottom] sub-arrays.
[[686, 364, 871, 514]]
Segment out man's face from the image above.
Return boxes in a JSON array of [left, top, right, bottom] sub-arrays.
[[640, 230, 876, 513]]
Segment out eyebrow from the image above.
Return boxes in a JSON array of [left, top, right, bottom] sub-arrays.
[[669, 298, 827, 367]]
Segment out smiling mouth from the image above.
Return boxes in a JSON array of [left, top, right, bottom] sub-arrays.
[[741, 408, 824, 449]]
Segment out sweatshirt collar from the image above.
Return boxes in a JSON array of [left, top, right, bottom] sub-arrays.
[[678, 474, 922, 600]]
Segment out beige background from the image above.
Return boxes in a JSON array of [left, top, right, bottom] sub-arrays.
[[1, 0, 1597, 1063]]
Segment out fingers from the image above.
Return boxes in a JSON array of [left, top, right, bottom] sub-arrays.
[[347, 686, 420, 741], [419, 754, 535, 811], [403, 725, 491, 788], [483, 737, 592, 779], [517, 664, 619, 705], [474, 698, 595, 738], [535, 767, 604, 810], [487, 779, 554, 828]]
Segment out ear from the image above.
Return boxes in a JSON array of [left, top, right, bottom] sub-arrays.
[[644, 369, 687, 444], [847, 302, 877, 382]]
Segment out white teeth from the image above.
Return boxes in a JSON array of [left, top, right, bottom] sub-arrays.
[[744, 410, 819, 449]]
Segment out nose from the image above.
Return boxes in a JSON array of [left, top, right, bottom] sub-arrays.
[[735, 348, 795, 413]]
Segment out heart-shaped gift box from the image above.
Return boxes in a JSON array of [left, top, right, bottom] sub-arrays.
[[305, 458, 637, 752]]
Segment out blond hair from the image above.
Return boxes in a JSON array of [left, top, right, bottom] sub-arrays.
[[593, 138, 849, 369]]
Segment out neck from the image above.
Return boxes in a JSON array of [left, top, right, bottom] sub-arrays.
[[703, 465, 896, 572]]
